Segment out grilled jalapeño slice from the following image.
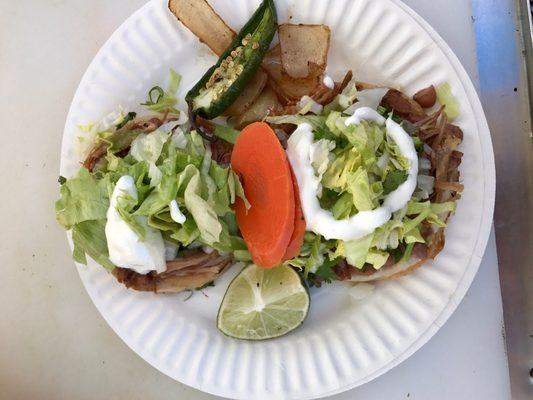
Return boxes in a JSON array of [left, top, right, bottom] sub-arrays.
[[186, 0, 277, 119]]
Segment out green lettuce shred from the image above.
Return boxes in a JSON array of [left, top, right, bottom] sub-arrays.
[[58, 71, 460, 284], [72, 220, 115, 270], [279, 87, 460, 275], [56, 114, 249, 269], [141, 69, 182, 115], [56, 169, 111, 229], [184, 167, 223, 245]]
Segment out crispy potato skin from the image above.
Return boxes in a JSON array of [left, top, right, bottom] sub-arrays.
[[168, 0, 235, 57], [278, 24, 330, 78]]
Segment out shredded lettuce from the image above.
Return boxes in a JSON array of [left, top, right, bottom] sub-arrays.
[[148, 162, 163, 188], [141, 69, 182, 115], [306, 234, 325, 275], [322, 148, 361, 192], [348, 167, 379, 211], [230, 170, 251, 210], [114, 191, 147, 240], [130, 130, 169, 164], [283, 233, 332, 276], [72, 220, 115, 270], [59, 69, 460, 282], [323, 78, 358, 112], [169, 217, 200, 246], [310, 139, 335, 177], [56, 110, 249, 268], [344, 234, 374, 268], [344, 88, 389, 115], [309, 138, 335, 196], [184, 167, 222, 245], [366, 249, 390, 269], [171, 127, 188, 149], [280, 86, 459, 274], [298, 95, 323, 115], [56, 169, 111, 229], [414, 174, 434, 200], [75, 108, 126, 158], [383, 170, 408, 195], [330, 192, 353, 220], [265, 114, 326, 130]]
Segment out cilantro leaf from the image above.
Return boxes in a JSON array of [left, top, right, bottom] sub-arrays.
[[383, 170, 408, 195], [116, 112, 137, 129], [315, 258, 339, 283]]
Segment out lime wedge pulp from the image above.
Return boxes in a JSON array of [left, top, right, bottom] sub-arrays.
[[217, 264, 310, 340]]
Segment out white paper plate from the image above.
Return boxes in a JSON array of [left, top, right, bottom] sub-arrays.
[[60, 0, 495, 398]]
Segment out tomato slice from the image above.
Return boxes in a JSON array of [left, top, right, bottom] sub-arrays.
[[231, 122, 295, 268], [283, 167, 306, 261]]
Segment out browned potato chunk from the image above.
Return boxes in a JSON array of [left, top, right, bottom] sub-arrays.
[[278, 24, 331, 78], [262, 45, 322, 101], [168, 0, 235, 56], [224, 69, 268, 116], [230, 86, 280, 128]]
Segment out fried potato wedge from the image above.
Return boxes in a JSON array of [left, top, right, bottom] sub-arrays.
[[224, 69, 269, 116], [262, 45, 322, 100], [230, 85, 280, 128], [261, 45, 286, 96], [278, 24, 331, 78], [168, 0, 235, 56]]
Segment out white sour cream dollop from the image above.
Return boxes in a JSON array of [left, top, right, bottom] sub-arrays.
[[286, 107, 418, 241], [105, 175, 166, 274], [169, 199, 186, 224], [323, 75, 335, 89]]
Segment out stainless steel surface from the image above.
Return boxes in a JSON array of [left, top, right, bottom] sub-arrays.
[[523, 1, 532, 40], [521, 0, 533, 120], [472, 0, 533, 398]]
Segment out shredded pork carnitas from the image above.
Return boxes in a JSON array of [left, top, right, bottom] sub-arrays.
[[90, 80, 462, 288], [349, 87, 464, 280], [82, 111, 237, 293], [83, 115, 176, 172], [112, 249, 233, 293], [67, 0, 466, 295]]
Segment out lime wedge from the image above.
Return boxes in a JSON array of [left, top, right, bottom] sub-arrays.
[[217, 264, 310, 340]]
